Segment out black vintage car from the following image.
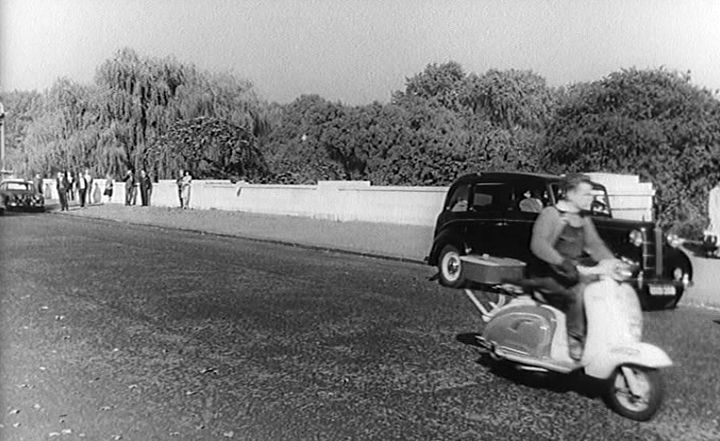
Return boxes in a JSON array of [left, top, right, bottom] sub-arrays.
[[426, 172, 692, 310], [0, 179, 45, 213]]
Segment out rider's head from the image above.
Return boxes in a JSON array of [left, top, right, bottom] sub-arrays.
[[561, 173, 594, 211]]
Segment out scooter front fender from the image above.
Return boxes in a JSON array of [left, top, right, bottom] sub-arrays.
[[585, 342, 673, 379]]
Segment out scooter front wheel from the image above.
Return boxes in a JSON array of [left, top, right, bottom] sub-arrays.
[[605, 364, 664, 421]]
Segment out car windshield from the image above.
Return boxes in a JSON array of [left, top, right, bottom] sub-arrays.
[[549, 182, 612, 217], [4, 182, 31, 191]]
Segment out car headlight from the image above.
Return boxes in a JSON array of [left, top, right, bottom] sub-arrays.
[[666, 233, 682, 248], [628, 229, 643, 247]]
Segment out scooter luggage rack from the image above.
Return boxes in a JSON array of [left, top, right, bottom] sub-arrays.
[[463, 282, 528, 323]]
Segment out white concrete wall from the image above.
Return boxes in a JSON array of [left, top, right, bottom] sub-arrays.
[[41, 173, 654, 226]]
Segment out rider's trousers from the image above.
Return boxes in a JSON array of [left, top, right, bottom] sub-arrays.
[[533, 277, 586, 342]]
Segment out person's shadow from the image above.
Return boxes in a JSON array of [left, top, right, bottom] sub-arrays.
[[455, 332, 605, 399]]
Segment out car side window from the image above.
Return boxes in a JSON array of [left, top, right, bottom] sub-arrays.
[[446, 184, 470, 212], [472, 183, 513, 212], [516, 186, 547, 213]]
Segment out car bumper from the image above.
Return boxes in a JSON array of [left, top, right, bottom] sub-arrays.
[[5, 203, 44, 211]]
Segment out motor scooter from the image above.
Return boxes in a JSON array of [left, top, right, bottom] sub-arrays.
[[465, 259, 672, 421]]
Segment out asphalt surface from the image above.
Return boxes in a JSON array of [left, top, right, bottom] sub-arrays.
[[1, 211, 719, 440], [52, 203, 720, 308]]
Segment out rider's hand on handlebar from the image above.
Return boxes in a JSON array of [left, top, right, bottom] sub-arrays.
[[558, 258, 580, 284], [578, 258, 628, 281]]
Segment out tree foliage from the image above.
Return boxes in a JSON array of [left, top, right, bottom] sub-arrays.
[[542, 68, 720, 235], [9, 48, 268, 179], [145, 116, 268, 180]]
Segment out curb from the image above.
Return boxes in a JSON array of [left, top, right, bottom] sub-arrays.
[[51, 209, 428, 266]]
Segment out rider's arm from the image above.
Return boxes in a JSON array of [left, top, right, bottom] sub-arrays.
[[583, 218, 614, 261], [530, 207, 564, 265]]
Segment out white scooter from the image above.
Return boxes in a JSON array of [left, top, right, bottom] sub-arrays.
[[465, 260, 672, 421]]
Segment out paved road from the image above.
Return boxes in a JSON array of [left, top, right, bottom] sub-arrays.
[[1, 213, 719, 440], [59, 203, 720, 308]]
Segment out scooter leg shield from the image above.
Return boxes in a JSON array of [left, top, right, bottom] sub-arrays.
[[585, 342, 673, 379]]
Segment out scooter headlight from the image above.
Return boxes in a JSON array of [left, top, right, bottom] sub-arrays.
[[628, 230, 644, 247]]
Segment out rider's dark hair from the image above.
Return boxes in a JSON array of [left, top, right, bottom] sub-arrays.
[[561, 173, 593, 194]]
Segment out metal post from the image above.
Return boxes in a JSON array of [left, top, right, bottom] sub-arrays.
[[0, 102, 5, 174]]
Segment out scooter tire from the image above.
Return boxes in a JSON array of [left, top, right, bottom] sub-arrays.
[[604, 364, 664, 421]]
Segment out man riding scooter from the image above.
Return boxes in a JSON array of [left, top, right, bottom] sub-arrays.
[[529, 173, 616, 361]]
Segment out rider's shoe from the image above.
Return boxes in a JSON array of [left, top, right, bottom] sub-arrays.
[[568, 337, 583, 361]]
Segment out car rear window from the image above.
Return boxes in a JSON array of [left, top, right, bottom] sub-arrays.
[[446, 184, 470, 212], [472, 183, 513, 211]]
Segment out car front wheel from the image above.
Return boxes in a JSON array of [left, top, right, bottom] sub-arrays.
[[438, 244, 466, 288]]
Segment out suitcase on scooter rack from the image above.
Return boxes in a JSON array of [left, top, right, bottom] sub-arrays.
[[460, 254, 526, 285]]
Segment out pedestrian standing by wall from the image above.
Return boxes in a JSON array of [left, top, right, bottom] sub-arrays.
[[124, 169, 136, 206], [103, 173, 114, 203], [84, 169, 95, 205], [56, 171, 69, 211], [181, 170, 192, 209], [176, 169, 185, 208], [706, 180, 720, 256], [139, 169, 152, 206], [77, 171, 88, 207], [66, 171, 75, 201], [33, 173, 43, 195]]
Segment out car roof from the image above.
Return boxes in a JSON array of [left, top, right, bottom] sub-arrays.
[[453, 171, 561, 185], [1, 179, 31, 184]]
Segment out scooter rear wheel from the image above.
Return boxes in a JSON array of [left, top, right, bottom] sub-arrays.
[[605, 364, 664, 421]]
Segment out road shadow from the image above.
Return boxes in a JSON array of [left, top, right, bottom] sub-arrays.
[[455, 332, 605, 400], [1, 209, 48, 217]]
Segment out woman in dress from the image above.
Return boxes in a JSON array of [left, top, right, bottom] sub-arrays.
[[180, 170, 192, 209]]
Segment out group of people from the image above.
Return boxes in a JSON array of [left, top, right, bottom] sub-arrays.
[[55, 169, 100, 211], [52, 167, 193, 210], [122, 169, 155, 207]]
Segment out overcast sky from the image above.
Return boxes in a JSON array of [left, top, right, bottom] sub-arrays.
[[2, 0, 719, 105]]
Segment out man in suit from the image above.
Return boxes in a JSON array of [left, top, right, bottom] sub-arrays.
[[139, 169, 152, 206]]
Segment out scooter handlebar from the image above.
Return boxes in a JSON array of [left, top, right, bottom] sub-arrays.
[[578, 259, 635, 282]]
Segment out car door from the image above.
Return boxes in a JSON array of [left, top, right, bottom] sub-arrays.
[[466, 182, 514, 256]]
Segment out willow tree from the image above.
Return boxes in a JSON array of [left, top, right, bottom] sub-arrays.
[[94, 48, 194, 173], [94, 48, 271, 177], [17, 78, 100, 176], [144, 116, 268, 181]]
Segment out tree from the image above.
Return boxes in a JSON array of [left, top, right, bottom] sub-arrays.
[[392, 61, 467, 112], [262, 95, 346, 183], [144, 116, 268, 180], [460, 69, 558, 131], [94, 48, 270, 176], [542, 68, 720, 235], [0, 90, 42, 173]]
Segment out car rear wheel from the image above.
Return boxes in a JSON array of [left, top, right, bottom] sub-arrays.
[[438, 244, 466, 288]]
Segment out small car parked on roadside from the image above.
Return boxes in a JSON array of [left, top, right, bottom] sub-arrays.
[[426, 172, 692, 310], [0, 179, 45, 213]]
